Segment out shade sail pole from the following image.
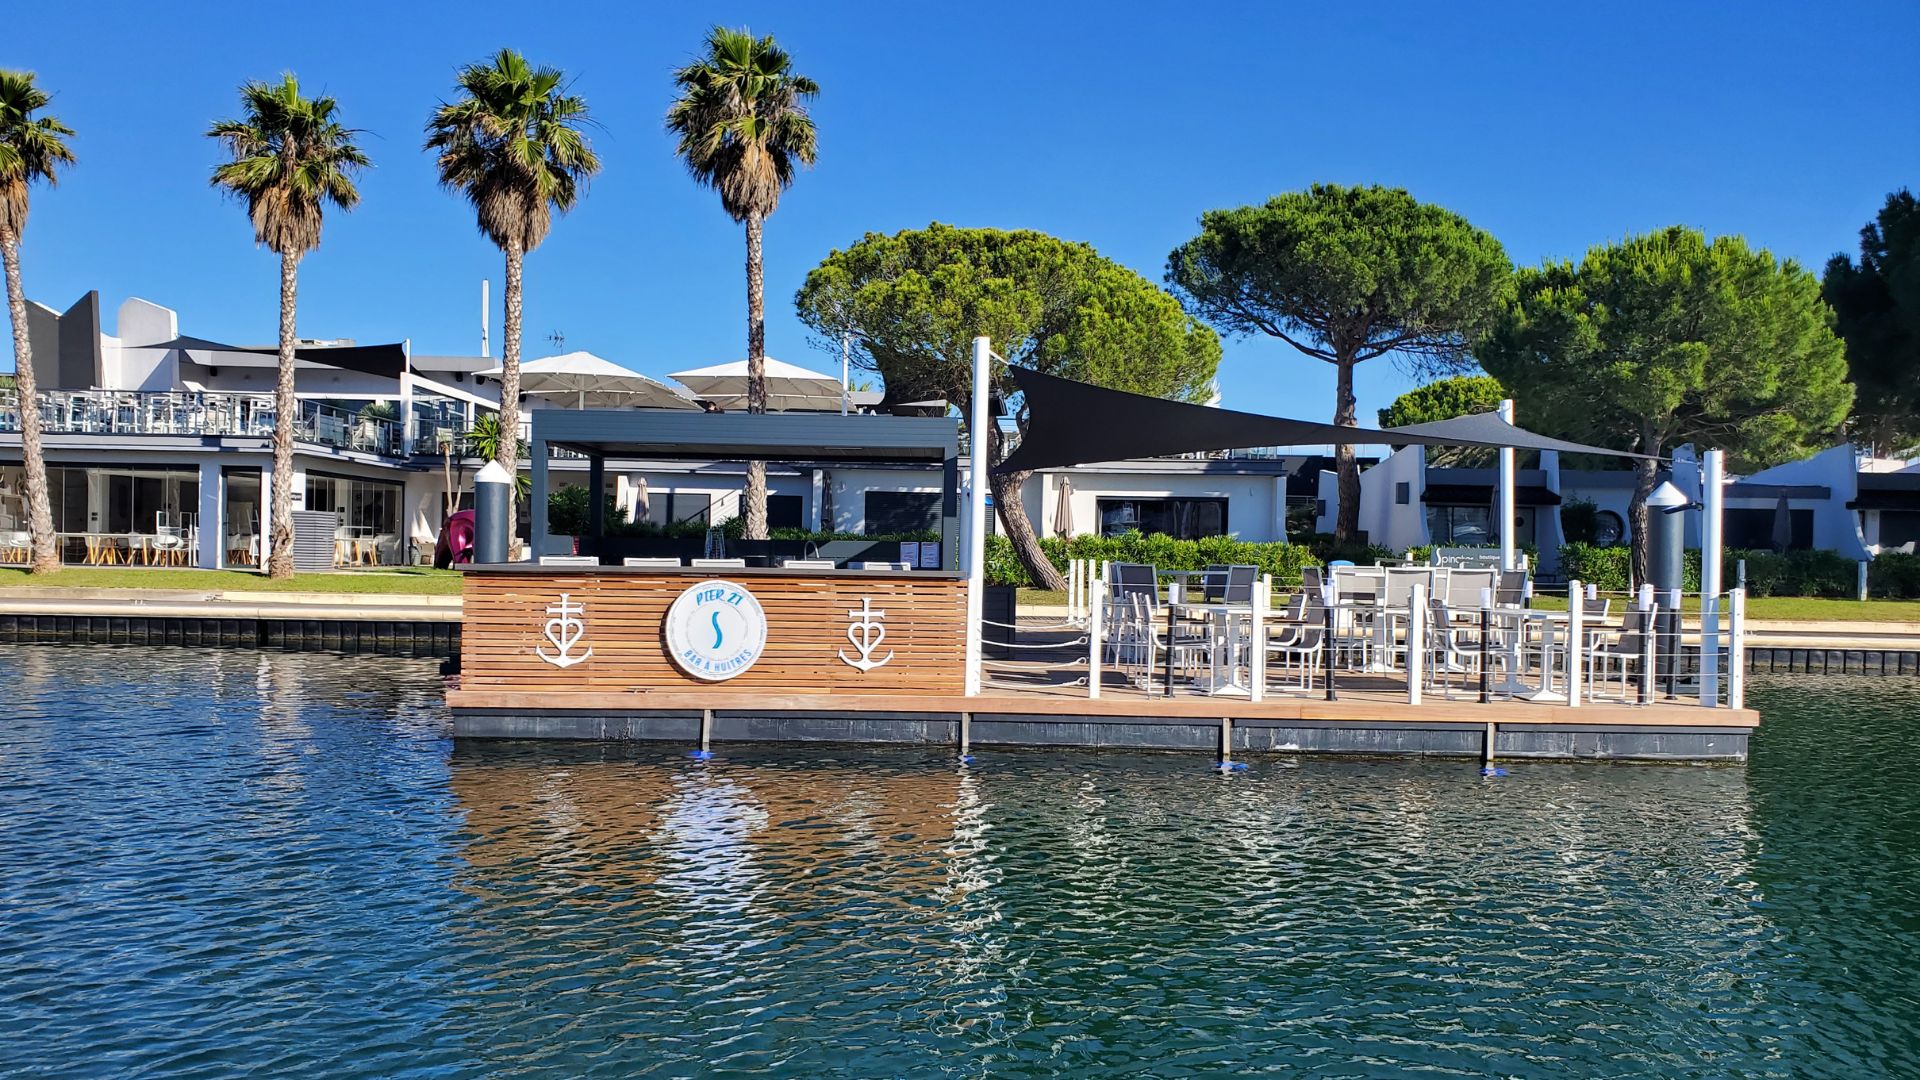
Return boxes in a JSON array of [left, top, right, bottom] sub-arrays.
[[1498, 398, 1517, 572], [1701, 448, 1725, 706], [964, 336, 991, 697]]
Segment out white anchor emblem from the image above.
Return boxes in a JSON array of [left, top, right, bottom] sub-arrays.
[[839, 597, 894, 672], [536, 593, 594, 668]]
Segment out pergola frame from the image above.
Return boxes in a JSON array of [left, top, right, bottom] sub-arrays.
[[527, 409, 963, 568]]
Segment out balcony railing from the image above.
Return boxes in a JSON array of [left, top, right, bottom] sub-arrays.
[[0, 389, 403, 456]]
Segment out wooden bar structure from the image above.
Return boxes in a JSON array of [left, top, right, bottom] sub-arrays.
[[461, 565, 967, 696]]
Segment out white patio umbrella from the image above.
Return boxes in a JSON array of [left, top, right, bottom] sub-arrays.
[[668, 357, 843, 412], [482, 351, 698, 410], [1053, 476, 1075, 538]]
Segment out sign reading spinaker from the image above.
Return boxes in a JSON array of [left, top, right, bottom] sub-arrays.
[[664, 579, 769, 681]]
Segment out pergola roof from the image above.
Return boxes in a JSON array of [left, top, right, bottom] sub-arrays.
[[530, 408, 959, 464]]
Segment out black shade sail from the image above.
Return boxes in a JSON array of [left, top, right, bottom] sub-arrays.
[[1382, 410, 1650, 459], [995, 369, 1647, 474], [168, 335, 411, 379]]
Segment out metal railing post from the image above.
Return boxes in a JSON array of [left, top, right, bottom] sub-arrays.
[[1640, 598, 1657, 706], [1566, 580, 1584, 709], [1407, 582, 1425, 706], [1728, 587, 1746, 710], [1478, 604, 1492, 704], [1087, 572, 1104, 700]]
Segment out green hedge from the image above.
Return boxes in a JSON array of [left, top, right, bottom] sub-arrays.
[[985, 534, 1322, 587], [1558, 543, 1876, 598]]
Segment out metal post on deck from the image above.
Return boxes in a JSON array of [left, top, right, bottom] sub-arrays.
[[1218, 716, 1233, 769], [1701, 450, 1725, 705], [1728, 587, 1747, 710], [1322, 586, 1338, 701], [1407, 582, 1425, 706], [1247, 578, 1268, 704], [1498, 399, 1518, 572], [963, 336, 991, 697], [474, 461, 511, 564], [1087, 571, 1105, 700], [959, 712, 972, 762], [1567, 580, 1584, 709], [1478, 604, 1492, 704]]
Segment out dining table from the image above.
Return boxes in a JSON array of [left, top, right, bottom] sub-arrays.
[[1162, 599, 1256, 698]]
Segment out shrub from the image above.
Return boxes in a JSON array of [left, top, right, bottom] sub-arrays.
[[985, 533, 1322, 587], [1868, 552, 1920, 599], [1559, 543, 1864, 598]]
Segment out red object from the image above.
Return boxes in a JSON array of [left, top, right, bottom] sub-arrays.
[[434, 510, 476, 568]]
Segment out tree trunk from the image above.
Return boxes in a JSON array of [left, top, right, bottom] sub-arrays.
[[266, 250, 300, 579], [500, 241, 523, 548], [1628, 424, 1661, 589], [743, 211, 768, 541], [1, 229, 59, 574], [1333, 358, 1362, 542], [986, 421, 1065, 591]]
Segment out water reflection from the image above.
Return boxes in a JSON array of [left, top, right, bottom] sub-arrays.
[[5, 646, 1919, 1078]]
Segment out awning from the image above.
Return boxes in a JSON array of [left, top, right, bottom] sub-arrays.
[[168, 335, 410, 379], [995, 369, 1649, 474], [1848, 473, 1920, 510], [1423, 483, 1561, 506], [1382, 410, 1653, 459]]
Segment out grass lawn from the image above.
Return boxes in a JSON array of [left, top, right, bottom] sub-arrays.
[[1021, 584, 1920, 623], [1515, 594, 1920, 623], [0, 566, 465, 596]]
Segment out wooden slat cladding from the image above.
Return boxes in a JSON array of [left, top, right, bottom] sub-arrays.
[[461, 571, 967, 695]]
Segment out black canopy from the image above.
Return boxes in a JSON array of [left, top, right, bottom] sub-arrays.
[[1382, 410, 1651, 459], [169, 335, 411, 379], [995, 369, 1646, 474]]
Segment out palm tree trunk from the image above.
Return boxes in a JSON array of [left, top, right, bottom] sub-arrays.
[[1, 229, 59, 574], [266, 250, 300, 579], [743, 211, 768, 541], [1333, 358, 1361, 542], [501, 241, 523, 549]]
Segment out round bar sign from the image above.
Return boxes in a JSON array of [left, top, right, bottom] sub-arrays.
[[664, 579, 768, 681]]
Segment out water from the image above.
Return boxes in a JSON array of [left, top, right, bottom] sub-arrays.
[[1, 648, 1917, 1078]]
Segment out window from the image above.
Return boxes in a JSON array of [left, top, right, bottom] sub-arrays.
[[307, 471, 402, 536], [1725, 507, 1813, 551], [1427, 504, 1492, 545], [865, 491, 941, 535], [1395, 482, 1411, 506], [1593, 510, 1625, 547], [1881, 511, 1920, 549], [768, 494, 804, 531], [1095, 498, 1229, 540]]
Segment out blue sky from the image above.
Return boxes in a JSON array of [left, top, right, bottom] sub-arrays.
[[8, 0, 1917, 429]]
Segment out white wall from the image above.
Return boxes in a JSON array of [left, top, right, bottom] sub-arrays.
[[1025, 469, 1285, 542], [1355, 447, 1430, 553], [1729, 443, 1870, 560]]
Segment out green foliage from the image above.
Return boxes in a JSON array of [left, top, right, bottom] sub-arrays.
[[1558, 543, 1868, 598], [208, 74, 367, 256], [796, 223, 1221, 414], [0, 69, 78, 236], [666, 27, 818, 223], [1823, 189, 1920, 452], [1560, 497, 1601, 545], [1867, 552, 1920, 599], [425, 49, 600, 254], [983, 533, 1322, 588], [1377, 374, 1508, 428], [1479, 226, 1853, 468], [1166, 185, 1513, 375]]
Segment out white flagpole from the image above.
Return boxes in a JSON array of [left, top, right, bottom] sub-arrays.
[[964, 336, 992, 696]]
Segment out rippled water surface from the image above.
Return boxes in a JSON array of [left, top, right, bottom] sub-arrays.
[[3, 647, 1919, 1077]]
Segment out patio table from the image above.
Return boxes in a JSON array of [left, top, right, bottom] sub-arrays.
[[1485, 608, 1570, 701], [1165, 600, 1256, 697]]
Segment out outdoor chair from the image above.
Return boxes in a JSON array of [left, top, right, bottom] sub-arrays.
[[1424, 595, 1517, 698], [1588, 608, 1654, 701], [1496, 570, 1530, 608], [1222, 564, 1259, 603], [1259, 591, 1328, 692], [622, 557, 684, 567], [1445, 569, 1497, 608]]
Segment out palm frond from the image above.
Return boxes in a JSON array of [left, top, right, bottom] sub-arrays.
[[665, 26, 818, 222]]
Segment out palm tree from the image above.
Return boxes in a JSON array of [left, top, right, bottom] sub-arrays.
[[0, 70, 76, 575], [426, 49, 599, 544], [667, 27, 818, 540], [208, 74, 367, 579]]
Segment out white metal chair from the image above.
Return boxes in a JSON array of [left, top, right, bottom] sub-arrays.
[[1588, 608, 1653, 701], [1260, 592, 1327, 692]]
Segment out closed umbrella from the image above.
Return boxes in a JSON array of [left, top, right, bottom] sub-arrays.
[[1053, 476, 1075, 538], [482, 352, 698, 410], [1771, 493, 1793, 552], [668, 357, 844, 412]]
